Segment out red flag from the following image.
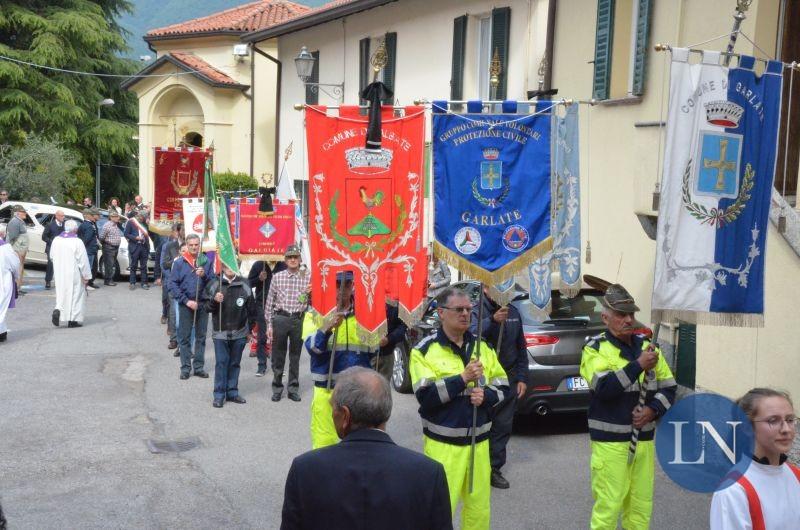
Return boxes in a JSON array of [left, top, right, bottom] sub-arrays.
[[306, 105, 427, 346], [233, 199, 295, 260], [153, 148, 208, 222]]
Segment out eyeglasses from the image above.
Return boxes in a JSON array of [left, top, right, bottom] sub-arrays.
[[753, 416, 797, 429], [441, 306, 471, 314]]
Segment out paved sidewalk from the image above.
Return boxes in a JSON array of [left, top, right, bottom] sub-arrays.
[[0, 276, 711, 529]]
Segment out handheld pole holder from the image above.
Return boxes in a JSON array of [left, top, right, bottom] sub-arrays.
[[628, 323, 661, 464]]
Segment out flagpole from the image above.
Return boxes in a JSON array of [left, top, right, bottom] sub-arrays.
[[327, 280, 345, 391], [628, 323, 661, 464], [468, 283, 485, 494]]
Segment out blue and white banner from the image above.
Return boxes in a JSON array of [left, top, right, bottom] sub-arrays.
[[652, 50, 783, 326], [529, 104, 582, 319], [432, 101, 552, 285]]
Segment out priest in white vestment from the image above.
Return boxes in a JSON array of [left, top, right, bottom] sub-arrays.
[[0, 223, 20, 340], [51, 219, 92, 328]]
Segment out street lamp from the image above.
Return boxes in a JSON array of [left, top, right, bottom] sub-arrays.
[[96, 98, 114, 205], [294, 46, 344, 100]]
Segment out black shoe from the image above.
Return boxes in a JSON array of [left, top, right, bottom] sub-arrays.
[[288, 392, 301, 402], [52, 309, 60, 327], [227, 396, 246, 404], [129, 284, 135, 291], [168, 340, 178, 349], [0, 332, 7, 342], [67, 321, 82, 328], [88, 282, 99, 289], [193, 371, 209, 378], [173, 350, 180, 357], [142, 283, 150, 290], [271, 392, 282, 402], [180, 373, 190, 380], [45, 281, 51, 290], [491, 469, 510, 489], [213, 399, 224, 408], [106, 281, 117, 286], [255, 370, 266, 377]]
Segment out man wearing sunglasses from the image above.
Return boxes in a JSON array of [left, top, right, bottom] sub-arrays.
[[410, 286, 509, 530]]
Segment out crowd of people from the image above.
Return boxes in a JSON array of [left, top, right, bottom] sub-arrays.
[[0, 190, 797, 529]]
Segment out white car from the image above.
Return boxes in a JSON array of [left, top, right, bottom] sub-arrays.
[[0, 201, 156, 279]]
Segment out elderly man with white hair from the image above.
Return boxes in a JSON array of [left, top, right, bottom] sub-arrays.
[[0, 223, 20, 341], [50, 219, 92, 328]]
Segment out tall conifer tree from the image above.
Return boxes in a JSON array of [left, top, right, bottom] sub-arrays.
[[0, 1, 138, 201]]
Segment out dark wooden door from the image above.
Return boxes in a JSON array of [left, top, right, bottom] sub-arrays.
[[776, 1, 800, 200]]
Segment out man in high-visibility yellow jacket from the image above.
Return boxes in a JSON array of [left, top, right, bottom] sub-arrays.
[[410, 287, 509, 530], [304, 271, 376, 449], [580, 284, 677, 530]]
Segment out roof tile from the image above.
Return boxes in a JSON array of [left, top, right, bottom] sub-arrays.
[[170, 52, 242, 86], [146, 0, 311, 39]]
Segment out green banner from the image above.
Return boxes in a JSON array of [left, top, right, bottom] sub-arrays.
[[216, 196, 239, 275]]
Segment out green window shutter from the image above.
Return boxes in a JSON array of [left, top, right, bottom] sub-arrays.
[[359, 37, 370, 105], [631, 0, 652, 96], [383, 32, 397, 104], [491, 7, 511, 100], [592, 0, 615, 101], [305, 50, 319, 105], [451, 15, 467, 100]]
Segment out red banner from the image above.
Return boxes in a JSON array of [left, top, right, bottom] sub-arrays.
[[232, 199, 295, 260], [306, 105, 427, 346], [153, 148, 208, 222]]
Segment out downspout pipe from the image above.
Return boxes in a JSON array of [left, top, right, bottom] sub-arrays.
[[251, 44, 282, 181], [543, 0, 557, 91]]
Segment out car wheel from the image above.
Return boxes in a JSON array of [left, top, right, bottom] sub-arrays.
[[391, 342, 413, 394]]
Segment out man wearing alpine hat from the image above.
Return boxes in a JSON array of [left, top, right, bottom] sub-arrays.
[[580, 284, 677, 529]]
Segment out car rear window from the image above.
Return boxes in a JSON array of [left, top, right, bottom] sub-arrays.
[[517, 291, 605, 325]]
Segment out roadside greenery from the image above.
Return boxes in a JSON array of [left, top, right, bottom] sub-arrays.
[[0, 1, 139, 201]]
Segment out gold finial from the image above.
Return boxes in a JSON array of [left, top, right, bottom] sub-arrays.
[[490, 48, 502, 89], [260, 172, 273, 187], [736, 0, 752, 13], [371, 38, 388, 81]]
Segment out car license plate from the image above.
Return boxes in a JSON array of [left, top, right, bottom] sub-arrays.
[[566, 376, 588, 391]]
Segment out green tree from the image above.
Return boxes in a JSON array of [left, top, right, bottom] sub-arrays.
[[214, 171, 258, 192], [0, 135, 78, 201], [0, 0, 139, 203]]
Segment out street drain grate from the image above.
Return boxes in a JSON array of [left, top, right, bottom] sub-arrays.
[[146, 436, 201, 454]]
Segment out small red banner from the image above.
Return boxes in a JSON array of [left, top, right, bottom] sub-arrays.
[[232, 199, 295, 260], [153, 148, 208, 221]]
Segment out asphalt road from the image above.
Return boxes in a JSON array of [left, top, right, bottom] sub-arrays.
[[1, 269, 711, 529]]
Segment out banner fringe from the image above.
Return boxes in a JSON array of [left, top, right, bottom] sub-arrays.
[[559, 280, 581, 299], [651, 309, 764, 329], [238, 254, 283, 262], [486, 285, 517, 307], [148, 220, 175, 236], [399, 302, 426, 329], [433, 237, 553, 286], [312, 308, 389, 349], [526, 300, 552, 323]]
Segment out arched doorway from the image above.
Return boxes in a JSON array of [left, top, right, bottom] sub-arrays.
[[182, 131, 203, 147], [149, 86, 205, 147]]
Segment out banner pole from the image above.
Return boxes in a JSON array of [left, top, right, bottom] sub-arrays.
[[327, 279, 346, 391], [628, 323, 661, 464], [468, 283, 485, 494]]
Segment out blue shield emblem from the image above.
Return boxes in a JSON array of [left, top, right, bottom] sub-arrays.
[[480, 161, 503, 190], [694, 132, 742, 199]]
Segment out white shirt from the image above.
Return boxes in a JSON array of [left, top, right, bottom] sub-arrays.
[[710, 460, 800, 530]]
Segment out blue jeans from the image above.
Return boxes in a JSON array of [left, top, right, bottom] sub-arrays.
[[213, 337, 246, 400], [178, 304, 207, 374]]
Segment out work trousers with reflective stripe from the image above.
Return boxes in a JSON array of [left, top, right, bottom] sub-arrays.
[[590, 440, 654, 530], [310, 386, 339, 449], [424, 436, 491, 530]]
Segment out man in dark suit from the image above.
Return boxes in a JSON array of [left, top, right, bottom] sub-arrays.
[[281, 367, 452, 530], [42, 210, 65, 289]]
